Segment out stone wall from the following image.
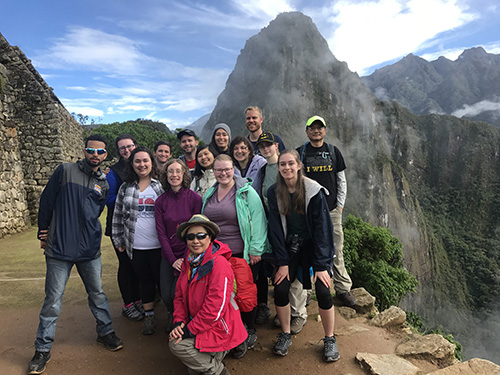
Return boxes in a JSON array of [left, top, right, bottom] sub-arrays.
[[0, 32, 83, 236]]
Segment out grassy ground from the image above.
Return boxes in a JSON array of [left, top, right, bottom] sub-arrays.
[[0, 210, 121, 309]]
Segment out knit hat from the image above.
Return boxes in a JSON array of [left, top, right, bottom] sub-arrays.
[[177, 214, 220, 241], [212, 123, 232, 141]]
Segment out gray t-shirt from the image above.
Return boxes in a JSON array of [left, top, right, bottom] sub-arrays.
[[262, 162, 278, 210], [203, 185, 244, 256]]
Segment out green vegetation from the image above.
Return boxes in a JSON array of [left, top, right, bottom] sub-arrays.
[[418, 186, 500, 313], [343, 215, 418, 311], [79, 117, 188, 158]]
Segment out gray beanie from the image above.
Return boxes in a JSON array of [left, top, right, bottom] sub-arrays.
[[211, 123, 232, 142]]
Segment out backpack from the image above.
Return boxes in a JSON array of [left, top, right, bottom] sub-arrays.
[[229, 257, 257, 313], [298, 141, 337, 167]]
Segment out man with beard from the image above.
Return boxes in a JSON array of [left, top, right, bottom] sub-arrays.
[[245, 106, 285, 154], [177, 129, 199, 178], [29, 135, 122, 375]]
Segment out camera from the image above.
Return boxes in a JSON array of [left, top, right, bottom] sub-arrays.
[[287, 234, 303, 256]]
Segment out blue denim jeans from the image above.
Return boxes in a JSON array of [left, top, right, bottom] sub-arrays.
[[35, 256, 114, 351]]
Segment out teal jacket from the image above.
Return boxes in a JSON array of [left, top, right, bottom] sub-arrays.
[[202, 175, 270, 264]]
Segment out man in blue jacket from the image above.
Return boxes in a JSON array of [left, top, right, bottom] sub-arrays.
[[28, 135, 123, 375]]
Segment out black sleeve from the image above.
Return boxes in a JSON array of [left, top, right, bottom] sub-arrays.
[[309, 190, 335, 272]]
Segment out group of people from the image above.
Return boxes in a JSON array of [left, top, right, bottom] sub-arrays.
[[28, 106, 356, 375]]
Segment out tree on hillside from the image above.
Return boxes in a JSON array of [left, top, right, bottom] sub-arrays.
[[83, 119, 184, 158], [343, 215, 418, 310]]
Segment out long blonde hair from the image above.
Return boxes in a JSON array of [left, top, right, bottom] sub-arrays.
[[276, 150, 306, 215]]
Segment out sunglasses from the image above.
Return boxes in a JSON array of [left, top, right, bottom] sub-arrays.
[[185, 232, 209, 241], [85, 148, 107, 155]]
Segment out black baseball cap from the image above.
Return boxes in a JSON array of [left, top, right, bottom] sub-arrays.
[[256, 132, 277, 146], [177, 129, 197, 139]]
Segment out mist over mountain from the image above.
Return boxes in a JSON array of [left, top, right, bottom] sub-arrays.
[[362, 48, 500, 127], [202, 12, 500, 362], [186, 113, 210, 137]]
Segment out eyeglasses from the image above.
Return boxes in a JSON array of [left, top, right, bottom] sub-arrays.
[[186, 232, 209, 241], [118, 144, 135, 152], [213, 168, 233, 175], [85, 148, 107, 155]]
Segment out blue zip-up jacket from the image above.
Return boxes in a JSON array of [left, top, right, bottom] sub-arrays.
[[38, 159, 109, 261]]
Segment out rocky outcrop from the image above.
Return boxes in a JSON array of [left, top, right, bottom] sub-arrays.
[[396, 334, 457, 367], [370, 306, 407, 328], [356, 352, 423, 375], [427, 358, 500, 374], [0, 32, 82, 231]]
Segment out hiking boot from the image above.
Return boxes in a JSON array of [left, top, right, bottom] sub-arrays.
[[122, 302, 143, 321], [134, 300, 145, 316], [142, 315, 157, 335], [273, 332, 292, 356], [220, 366, 231, 375], [231, 340, 248, 359], [97, 332, 123, 351], [337, 291, 356, 307], [28, 350, 51, 375], [255, 303, 271, 324], [290, 317, 307, 334], [272, 314, 281, 327], [323, 336, 340, 362], [246, 328, 257, 349]]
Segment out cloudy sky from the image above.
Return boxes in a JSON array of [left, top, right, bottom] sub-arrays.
[[2, 0, 499, 128]]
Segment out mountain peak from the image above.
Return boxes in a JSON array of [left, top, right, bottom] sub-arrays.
[[202, 11, 373, 143], [458, 46, 488, 61]]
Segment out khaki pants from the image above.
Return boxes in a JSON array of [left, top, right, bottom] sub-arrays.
[[169, 338, 228, 375], [289, 278, 308, 319], [330, 207, 352, 294]]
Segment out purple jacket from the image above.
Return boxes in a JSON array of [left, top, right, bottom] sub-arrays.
[[155, 187, 202, 267]]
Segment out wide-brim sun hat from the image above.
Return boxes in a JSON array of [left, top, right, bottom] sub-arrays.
[[177, 214, 220, 241]]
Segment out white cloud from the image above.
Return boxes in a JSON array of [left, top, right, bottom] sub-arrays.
[[33, 27, 155, 76], [452, 100, 500, 118], [325, 0, 477, 74], [117, 1, 269, 33], [232, 0, 294, 19]]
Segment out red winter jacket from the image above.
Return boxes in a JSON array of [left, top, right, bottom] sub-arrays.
[[173, 240, 247, 352]]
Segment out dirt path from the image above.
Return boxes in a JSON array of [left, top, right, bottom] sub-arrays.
[[0, 298, 413, 375], [0, 227, 435, 375]]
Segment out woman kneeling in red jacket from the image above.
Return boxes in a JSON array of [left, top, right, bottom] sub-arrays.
[[169, 214, 247, 375]]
